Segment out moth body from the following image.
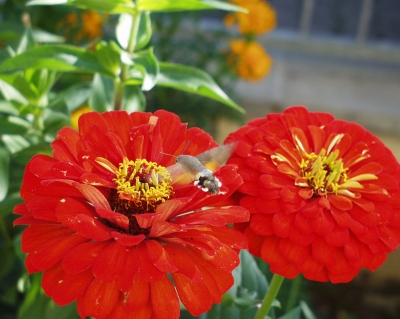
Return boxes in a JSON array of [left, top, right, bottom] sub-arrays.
[[166, 143, 237, 195]]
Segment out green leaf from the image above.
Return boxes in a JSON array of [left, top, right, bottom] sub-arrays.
[[12, 143, 52, 165], [27, 0, 136, 14], [0, 116, 31, 135], [43, 110, 70, 135], [123, 85, 146, 112], [2, 135, 30, 154], [89, 73, 114, 112], [117, 12, 152, 51], [0, 45, 113, 77], [277, 306, 302, 319], [0, 192, 22, 217], [17, 26, 37, 55], [0, 147, 10, 201], [299, 301, 317, 319], [137, 0, 246, 12], [131, 47, 159, 91], [0, 100, 19, 116], [96, 41, 122, 76], [0, 79, 29, 104], [61, 83, 92, 113], [157, 62, 244, 113]]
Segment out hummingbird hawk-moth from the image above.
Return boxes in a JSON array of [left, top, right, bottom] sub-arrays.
[[165, 143, 237, 195]]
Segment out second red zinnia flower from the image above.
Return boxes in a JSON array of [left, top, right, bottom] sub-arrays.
[[14, 110, 249, 319], [225, 106, 400, 283]]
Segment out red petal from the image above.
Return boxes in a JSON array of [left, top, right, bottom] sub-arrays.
[[296, 255, 325, 279], [52, 127, 82, 162], [279, 238, 310, 264], [95, 207, 129, 230], [185, 247, 234, 299], [52, 268, 93, 305], [272, 212, 295, 237], [31, 234, 88, 270], [329, 195, 353, 210], [22, 224, 75, 253], [92, 241, 128, 282], [125, 275, 150, 311], [255, 197, 281, 214], [173, 273, 212, 316], [83, 278, 119, 318], [310, 210, 335, 236], [261, 236, 288, 267], [244, 227, 264, 257], [324, 225, 349, 247], [62, 240, 109, 274], [136, 243, 165, 282], [145, 240, 178, 273], [326, 250, 358, 282], [288, 226, 315, 246], [163, 245, 202, 283], [150, 276, 180, 319], [73, 214, 112, 240], [208, 226, 248, 250], [251, 214, 274, 236], [312, 236, 337, 266], [112, 232, 146, 246], [116, 248, 139, 292]]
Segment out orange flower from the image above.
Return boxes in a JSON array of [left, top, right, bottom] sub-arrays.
[[228, 40, 272, 81], [58, 10, 103, 43], [225, 0, 277, 35]]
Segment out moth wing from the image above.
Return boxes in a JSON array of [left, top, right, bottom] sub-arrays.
[[166, 163, 195, 185], [196, 142, 237, 172]]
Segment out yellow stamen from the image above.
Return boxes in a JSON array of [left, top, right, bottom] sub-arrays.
[[112, 158, 173, 212]]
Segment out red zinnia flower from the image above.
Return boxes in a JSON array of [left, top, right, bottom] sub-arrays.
[[14, 110, 249, 319], [225, 106, 400, 283]]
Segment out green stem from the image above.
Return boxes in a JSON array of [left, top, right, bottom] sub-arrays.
[[114, 10, 142, 110], [254, 274, 285, 319], [285, 275, 302, 312]]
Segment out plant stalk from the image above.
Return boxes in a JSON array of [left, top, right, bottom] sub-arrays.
[[114, 10, 142, 110], [254, 274, 285, 319]]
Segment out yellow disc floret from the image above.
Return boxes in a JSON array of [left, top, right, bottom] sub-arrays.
[[112, 158, 174, 213]]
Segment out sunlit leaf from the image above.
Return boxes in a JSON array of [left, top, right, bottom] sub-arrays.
[[157, 62, 244, 113], [96, 41, 121, 75], [2, 135, 30, 154], [0, 147, 10, 201], [136, 0, 245, 12], [117, 12, 152, 51], [131, 47, 159, 91], [0, 45, 113, 77], [27, 0, 135, 14], [0, 79, 29, 104]]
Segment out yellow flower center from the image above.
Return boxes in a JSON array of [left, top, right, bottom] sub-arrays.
[[295, 149, 349, 196], [272, 133, 380, 199], [111, 158, 174, 213]]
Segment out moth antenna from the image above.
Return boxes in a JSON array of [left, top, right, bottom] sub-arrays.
[[181, 140, 191, 155], [158, 151, 176, 158]]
